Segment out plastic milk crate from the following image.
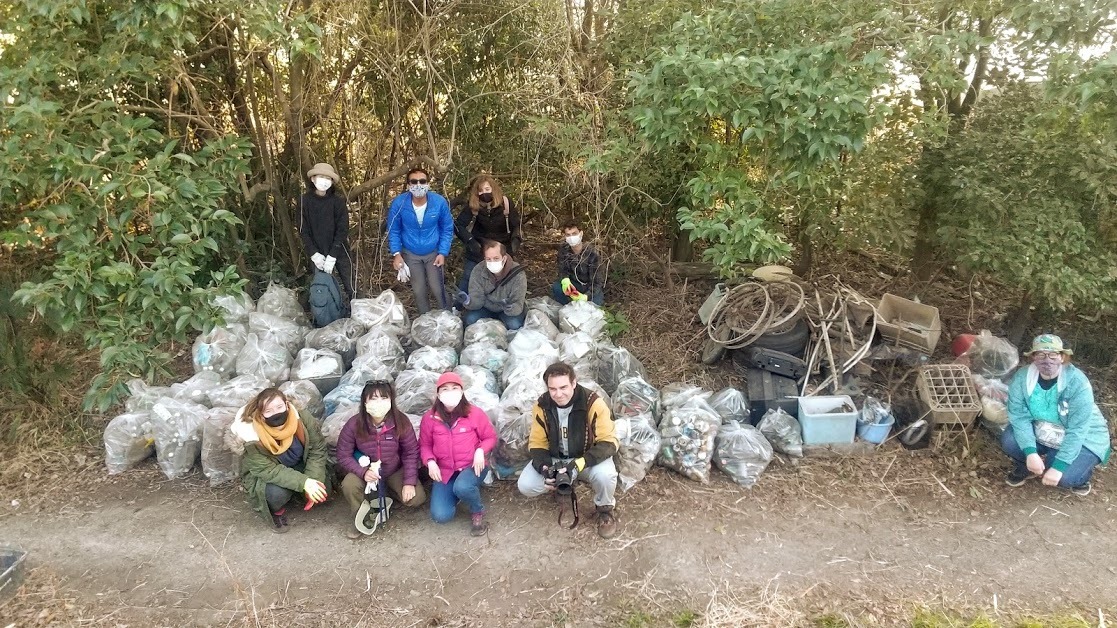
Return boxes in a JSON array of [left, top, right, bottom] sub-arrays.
[[876, 293, 941, 354], [797, 395, 858, 445], [917, 364, 981, 427]]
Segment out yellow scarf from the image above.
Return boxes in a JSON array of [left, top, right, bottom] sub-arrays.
[[253, 407, 306, 456]]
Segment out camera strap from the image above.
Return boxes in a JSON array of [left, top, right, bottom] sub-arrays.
[[557, 485, 579, 529]]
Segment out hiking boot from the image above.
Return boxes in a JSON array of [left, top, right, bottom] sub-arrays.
[[270, 510, 289, 534], [1005, 467, 1032, 487], [470, 512, 488, 536], [1070, 482, 1092, 497], [596, 506, 618, 539]]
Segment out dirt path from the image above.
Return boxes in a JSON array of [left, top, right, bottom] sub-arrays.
[[4, 443, 1116, 626]]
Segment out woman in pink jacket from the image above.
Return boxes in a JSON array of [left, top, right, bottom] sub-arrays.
[[419, 372, 497, 535]]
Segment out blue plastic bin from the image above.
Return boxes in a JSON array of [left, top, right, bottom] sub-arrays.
[[856, 414, 895, 444], [798, 395, 858, 445]]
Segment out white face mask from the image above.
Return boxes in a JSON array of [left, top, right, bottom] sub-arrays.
[[565, 234, 582, 247], [313, 176, 333, 192], [485, 259, 504, 274], [365, 399, 392, 418], [438, 389, 463, 409], [408, 183, 430, 197]]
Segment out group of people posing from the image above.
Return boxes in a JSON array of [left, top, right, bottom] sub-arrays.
[[230, 362, 620, 539], [299, 163, 607, 325]]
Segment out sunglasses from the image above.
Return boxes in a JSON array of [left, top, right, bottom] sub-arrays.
[[408, 178, 428, 185], [369, 379, 391, 386]]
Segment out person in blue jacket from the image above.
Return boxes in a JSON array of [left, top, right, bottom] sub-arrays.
[[386, 167, 455, 314], [1002, 334, 1111, 496]]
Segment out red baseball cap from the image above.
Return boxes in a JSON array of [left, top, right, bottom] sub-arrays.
[[436, 372, 464, 389]]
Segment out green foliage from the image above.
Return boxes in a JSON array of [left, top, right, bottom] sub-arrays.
[[940, 82, 1117, 312], [602, 307, 632, 340], [671, 609, 699, 627], [629, 0, 895, 275], [0, 1, 257, 410]]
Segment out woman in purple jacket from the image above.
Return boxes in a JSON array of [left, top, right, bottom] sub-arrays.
[[337, 380, 427, 539], [419, 372, 497, 536]]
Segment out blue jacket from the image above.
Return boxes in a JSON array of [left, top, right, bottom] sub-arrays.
[[386, 191, 454, 257], [1006, 363, 1111, 471]]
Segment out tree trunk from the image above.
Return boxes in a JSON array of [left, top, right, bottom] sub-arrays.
[[670, 225, 695, 263]]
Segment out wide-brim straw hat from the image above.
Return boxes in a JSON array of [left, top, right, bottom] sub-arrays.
[[306, 162, 339, 183]]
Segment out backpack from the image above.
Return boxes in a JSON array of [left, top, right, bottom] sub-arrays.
[[308, 270, 343, 328]]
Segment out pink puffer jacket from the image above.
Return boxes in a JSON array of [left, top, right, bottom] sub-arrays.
[[419, 405, 497, 483]]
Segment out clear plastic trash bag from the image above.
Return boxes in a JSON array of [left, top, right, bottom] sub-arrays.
[[292, 348, 345, 380], [962, 330, 1019, 379], [507, 329, 559, 363], [104, 411, 154, 474], [612, 377, 661, 423], [213, 291, 255, 324], [208, 373, 272, 410], [598, 344, 647, 395], [322, 402, 359, 447], [248, 312, 307, 357], [150, 397, 208, 480], [526, 296, 562, 326], [124, 379, 171, 413], [355, 327, 406, 373], [278, 380, 325, 421], [406, 346, 458, 374], [235, 333, 292, 384], [350, 289, 410, 336], [464, 319, 508, 350], [339, 355, 396, 389], [523, 309, 560, 341], [614, 414, 661, 491], [394, 369, 440, 415], [559, 332, 599, 380], [657, 401, 720, 483], [492, 378, 546, 479], [558, 300, 606, 339], [323, 383, 364, 418], [201, 406, 241, 486], [411, 310, 464, 350], [460, 342, 510, 374], [466, 388, 500, 427], [304, 317, 365, 359], [454, 365, 500, 396], [170, 371, 224, 407], [757, 407, 804, 458], [709, 388, 750, 425], [256, 282, 307, 325], [501, 353, 553, 390], [713, 421, 773, 488], [193, 323, 247, 377]]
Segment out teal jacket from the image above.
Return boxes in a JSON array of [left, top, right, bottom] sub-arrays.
[[1006, 364, 1111, 472]]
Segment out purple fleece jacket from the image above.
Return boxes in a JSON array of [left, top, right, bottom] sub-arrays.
[[336, 414, 419, 486]]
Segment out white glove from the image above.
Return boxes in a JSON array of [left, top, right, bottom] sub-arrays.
[[396, 262, 411, 283], [323, 256, 336, 274], [311, 252, 326, 271]]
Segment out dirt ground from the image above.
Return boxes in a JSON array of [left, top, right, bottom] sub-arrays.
[[3, 431, 1116, 626]]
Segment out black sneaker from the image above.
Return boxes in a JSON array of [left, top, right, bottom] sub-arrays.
[[1005, 467, 1031, 487], [1070, 482, 1092, 497], [270, 513, 289, 534]]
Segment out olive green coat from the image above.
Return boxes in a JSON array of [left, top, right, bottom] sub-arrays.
[[238, 412, 332, 523]]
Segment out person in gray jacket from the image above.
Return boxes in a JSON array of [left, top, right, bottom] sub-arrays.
[[462, 241, 527, 330]]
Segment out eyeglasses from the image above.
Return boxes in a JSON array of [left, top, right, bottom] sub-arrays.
[[408, 178, 428, 185], [1033, 351, 1063, 360]]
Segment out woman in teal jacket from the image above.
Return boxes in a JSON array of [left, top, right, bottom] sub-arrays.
[[1002, 334, 1111, 496], [386, 167, 454, 314]]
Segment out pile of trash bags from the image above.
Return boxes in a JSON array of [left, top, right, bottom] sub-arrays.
[[107, 286, 786, 490]]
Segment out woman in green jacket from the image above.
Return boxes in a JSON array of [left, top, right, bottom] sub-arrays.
[[230, 388, 331, 532]]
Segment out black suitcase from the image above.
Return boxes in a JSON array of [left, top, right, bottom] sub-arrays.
[[745, 368, 800, 425], [733, 347, 807, 379]]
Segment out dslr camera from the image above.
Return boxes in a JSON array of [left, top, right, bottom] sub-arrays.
[[546, 463, 576, 495]]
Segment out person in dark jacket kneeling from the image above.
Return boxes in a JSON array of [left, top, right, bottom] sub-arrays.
[[518, 362, 620, 539], [462, 240, 527, 330], [230, 388, 330, 533], [336, 380, 427, 539]]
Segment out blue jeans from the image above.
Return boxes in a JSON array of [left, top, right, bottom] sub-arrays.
[[459, 259, 478, 293], [430, 467, 489, 523], [552, 279, 603, 306], [1000, 427, 1100, 488], [462, 307, 525, 330]]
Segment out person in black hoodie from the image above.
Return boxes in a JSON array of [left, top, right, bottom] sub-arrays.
[[453, 174, 521, 292], [301, 163, 356, 300]]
